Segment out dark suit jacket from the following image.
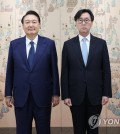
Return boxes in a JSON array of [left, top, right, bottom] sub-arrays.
[[5, 35, 60, 107], [61, 34, 112, 105]]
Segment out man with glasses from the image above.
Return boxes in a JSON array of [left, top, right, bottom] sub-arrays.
[[61, 9, 112, 134]]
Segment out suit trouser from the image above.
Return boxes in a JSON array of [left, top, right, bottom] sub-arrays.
[[14, 92, 51, 134], [70, 91, 102, 134]]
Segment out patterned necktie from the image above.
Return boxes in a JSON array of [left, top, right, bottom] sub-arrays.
[[81, 38, 88, 66], [28, 41, 35, 69]]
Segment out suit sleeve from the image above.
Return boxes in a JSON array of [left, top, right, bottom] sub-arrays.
[[50, 41, 60, 96], [5, 42, 14, 97], [61, 42, 69, 100], [102, 41, 112, 97]]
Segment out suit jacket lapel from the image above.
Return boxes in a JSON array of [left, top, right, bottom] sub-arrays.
[[73, 36, 85, 67], [19, 37, 30, 70], [87, 34, 97, 66], [32, 35, 47, 70]]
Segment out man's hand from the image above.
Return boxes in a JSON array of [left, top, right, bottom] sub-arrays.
[[52, 96, 60, 107], [102, 96, 109, 105], [5, 97, 14, 108], [64, 98, 72, 107]]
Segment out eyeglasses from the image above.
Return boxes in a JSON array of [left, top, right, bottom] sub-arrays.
[[77, 19, 91, 24]]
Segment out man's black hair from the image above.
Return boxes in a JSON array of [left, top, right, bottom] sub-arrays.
[[74, 9, 94, 21], [21, 10, 40, 24]]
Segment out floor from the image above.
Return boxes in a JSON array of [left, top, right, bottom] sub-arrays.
[[0, 127, 120, 134]]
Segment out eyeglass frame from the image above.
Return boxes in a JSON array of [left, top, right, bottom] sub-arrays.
[[77, 18, 91, 24]]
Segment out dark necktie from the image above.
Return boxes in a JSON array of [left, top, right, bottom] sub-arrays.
[[81, 38, 88, 66], [28, 41, 35, 69]]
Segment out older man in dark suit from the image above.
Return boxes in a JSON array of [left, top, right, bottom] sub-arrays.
[[5, 10, 60, 134]]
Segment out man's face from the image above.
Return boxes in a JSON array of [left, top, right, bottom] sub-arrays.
[[22, 14, 40, 38], [75, 12, 93, 36]]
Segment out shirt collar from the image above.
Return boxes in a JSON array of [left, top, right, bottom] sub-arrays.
[[26, 35, 38, 46], [78, 33, 90, 42]]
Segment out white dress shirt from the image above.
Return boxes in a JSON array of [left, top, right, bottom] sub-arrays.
[[26, 35, 38, 58], [78, 34, 91, 53]]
